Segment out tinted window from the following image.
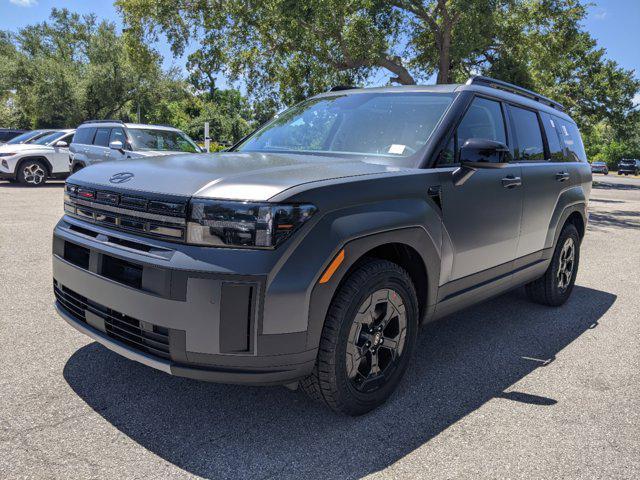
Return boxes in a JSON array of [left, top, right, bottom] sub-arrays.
[[93, 128, 111, 147], [555, 118, 587, 162], [438, 97, 506, 166], [73, 127, 96, 145], [509, 105, 544, 161], [109, 127, 127, 146], [238, 93, 454, 162], [540, 113, 564, 161], [56, 133, 74, 145], [128, 128, 199, 153]]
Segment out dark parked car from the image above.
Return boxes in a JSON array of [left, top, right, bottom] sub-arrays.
[[0, 129, 26, 144], [617, 159, 640, 176], [590, 161, 608, 175], [54, 76, 591, 415]]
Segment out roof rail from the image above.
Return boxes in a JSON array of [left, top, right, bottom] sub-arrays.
[[80, 119, 126, 125], [329, 85, 355, 92], [466, 75, 565, 112]]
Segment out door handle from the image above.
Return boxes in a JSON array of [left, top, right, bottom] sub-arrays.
[[501, 175, 522, 189], [556, 171, 570, 182]]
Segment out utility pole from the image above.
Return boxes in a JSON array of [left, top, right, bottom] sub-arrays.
[[204, 122, 210, 152]]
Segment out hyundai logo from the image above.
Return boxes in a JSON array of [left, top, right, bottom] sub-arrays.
[[109, 172, 135, 184]]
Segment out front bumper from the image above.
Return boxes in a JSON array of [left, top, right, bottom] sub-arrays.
[[52, 216, 318, 385]]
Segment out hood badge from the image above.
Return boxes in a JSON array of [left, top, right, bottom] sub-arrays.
[[109, 172, 135, 184]]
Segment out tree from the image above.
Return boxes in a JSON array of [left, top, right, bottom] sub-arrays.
[[0, 8, 166, 128]]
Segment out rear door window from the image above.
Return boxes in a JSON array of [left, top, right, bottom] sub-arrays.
[[508, 105, 545, 161], [540, 113, 564, 161], [93, 128, 111, 147], [72, 127, 96, 145]]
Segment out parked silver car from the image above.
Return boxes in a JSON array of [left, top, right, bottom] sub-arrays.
[[69, 121, 201, 172]]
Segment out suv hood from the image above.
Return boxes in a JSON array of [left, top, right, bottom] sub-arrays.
[[69, 151, 403, 200]]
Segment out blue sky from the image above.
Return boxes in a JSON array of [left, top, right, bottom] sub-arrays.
[[1, 0, 638, 89]]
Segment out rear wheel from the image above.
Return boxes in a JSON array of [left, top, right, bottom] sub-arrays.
[[525, 223, 580, 306], [301, 259, 418, 416], [17, 159, 48, 186]]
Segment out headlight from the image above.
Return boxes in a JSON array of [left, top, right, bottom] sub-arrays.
[[187, 199, 317, 248], [0, 153, 16, 157]]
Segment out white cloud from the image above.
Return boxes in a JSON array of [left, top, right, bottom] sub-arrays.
[[9, 0, 38, 7], [593, 8, 607, 20]]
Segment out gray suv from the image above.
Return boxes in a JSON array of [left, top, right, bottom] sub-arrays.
[[69, 120, 201, 172], [53, 76, 591, 415]]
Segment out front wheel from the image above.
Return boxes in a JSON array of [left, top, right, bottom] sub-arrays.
[[17, 160, 48, 186], [301, 259, 418, 415], [525, 223, 580, 306]]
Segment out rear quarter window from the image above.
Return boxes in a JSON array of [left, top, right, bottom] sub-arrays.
[[72, 127, 96, 145], [554, 117, 587, 162]]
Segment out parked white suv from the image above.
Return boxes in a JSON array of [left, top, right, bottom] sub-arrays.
[[69, 121, 201, 172], [0, 129, 75, 186]]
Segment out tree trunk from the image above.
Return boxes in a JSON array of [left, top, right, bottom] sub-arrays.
[[436, 25, 452, 84]]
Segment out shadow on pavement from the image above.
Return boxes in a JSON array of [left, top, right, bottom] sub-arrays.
[[64, 285, 615, 479], [593, 180, 640, 191], [588, 210, 640, 230]]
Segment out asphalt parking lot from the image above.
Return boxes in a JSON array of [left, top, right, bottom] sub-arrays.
[[1, 174, 638, 479]]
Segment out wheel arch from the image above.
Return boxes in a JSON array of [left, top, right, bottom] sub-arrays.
[[306, 227, 440, 351], [544, 186, 588, 249], [16, 156, 53, 176]]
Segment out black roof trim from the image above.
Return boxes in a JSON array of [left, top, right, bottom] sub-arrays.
[[80, 119, 126, 125], [466, 75, 565, 112], [329, 85, 356, 92]]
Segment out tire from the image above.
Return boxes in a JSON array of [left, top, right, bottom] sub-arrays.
[[72, 163, 84, 173], [301, 259, 419, 416], [525, 223, 580, 307], [17, 159, 48, 186]]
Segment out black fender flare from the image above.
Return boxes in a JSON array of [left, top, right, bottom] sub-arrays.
[[305, 226, 440, 351], [544, 186, 588, 249], [70, 160, 86, 173]]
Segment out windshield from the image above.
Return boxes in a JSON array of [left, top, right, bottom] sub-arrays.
[[6, 130, 49, 145], [32, 131, 65, 146], [236, 92, 454, 162], [128, 128, 199, 153]]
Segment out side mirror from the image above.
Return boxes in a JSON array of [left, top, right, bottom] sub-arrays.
[[55, 140, 68, 148], [109, 140, 124, 151], [460, 138, 511, 169]]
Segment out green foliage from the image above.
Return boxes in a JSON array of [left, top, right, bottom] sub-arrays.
[[0, 8, 255, 144], [117, 0, 640, 162]]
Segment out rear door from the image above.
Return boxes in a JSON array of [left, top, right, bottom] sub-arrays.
[[89, 127, 112, 164], [438, 96, 524, 281], [511, 106, 566, 258]]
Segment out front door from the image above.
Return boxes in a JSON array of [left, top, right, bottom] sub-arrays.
[[437, 96, 524, 281], [51, 133, 74, 173]]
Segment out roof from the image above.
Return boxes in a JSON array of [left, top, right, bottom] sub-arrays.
[[79, 120, 180, 131], [315, 77, 573, 122]]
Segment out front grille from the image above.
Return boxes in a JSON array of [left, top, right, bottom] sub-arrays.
[[54, 282, 170, 359], [64, 183, 188, 242]]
